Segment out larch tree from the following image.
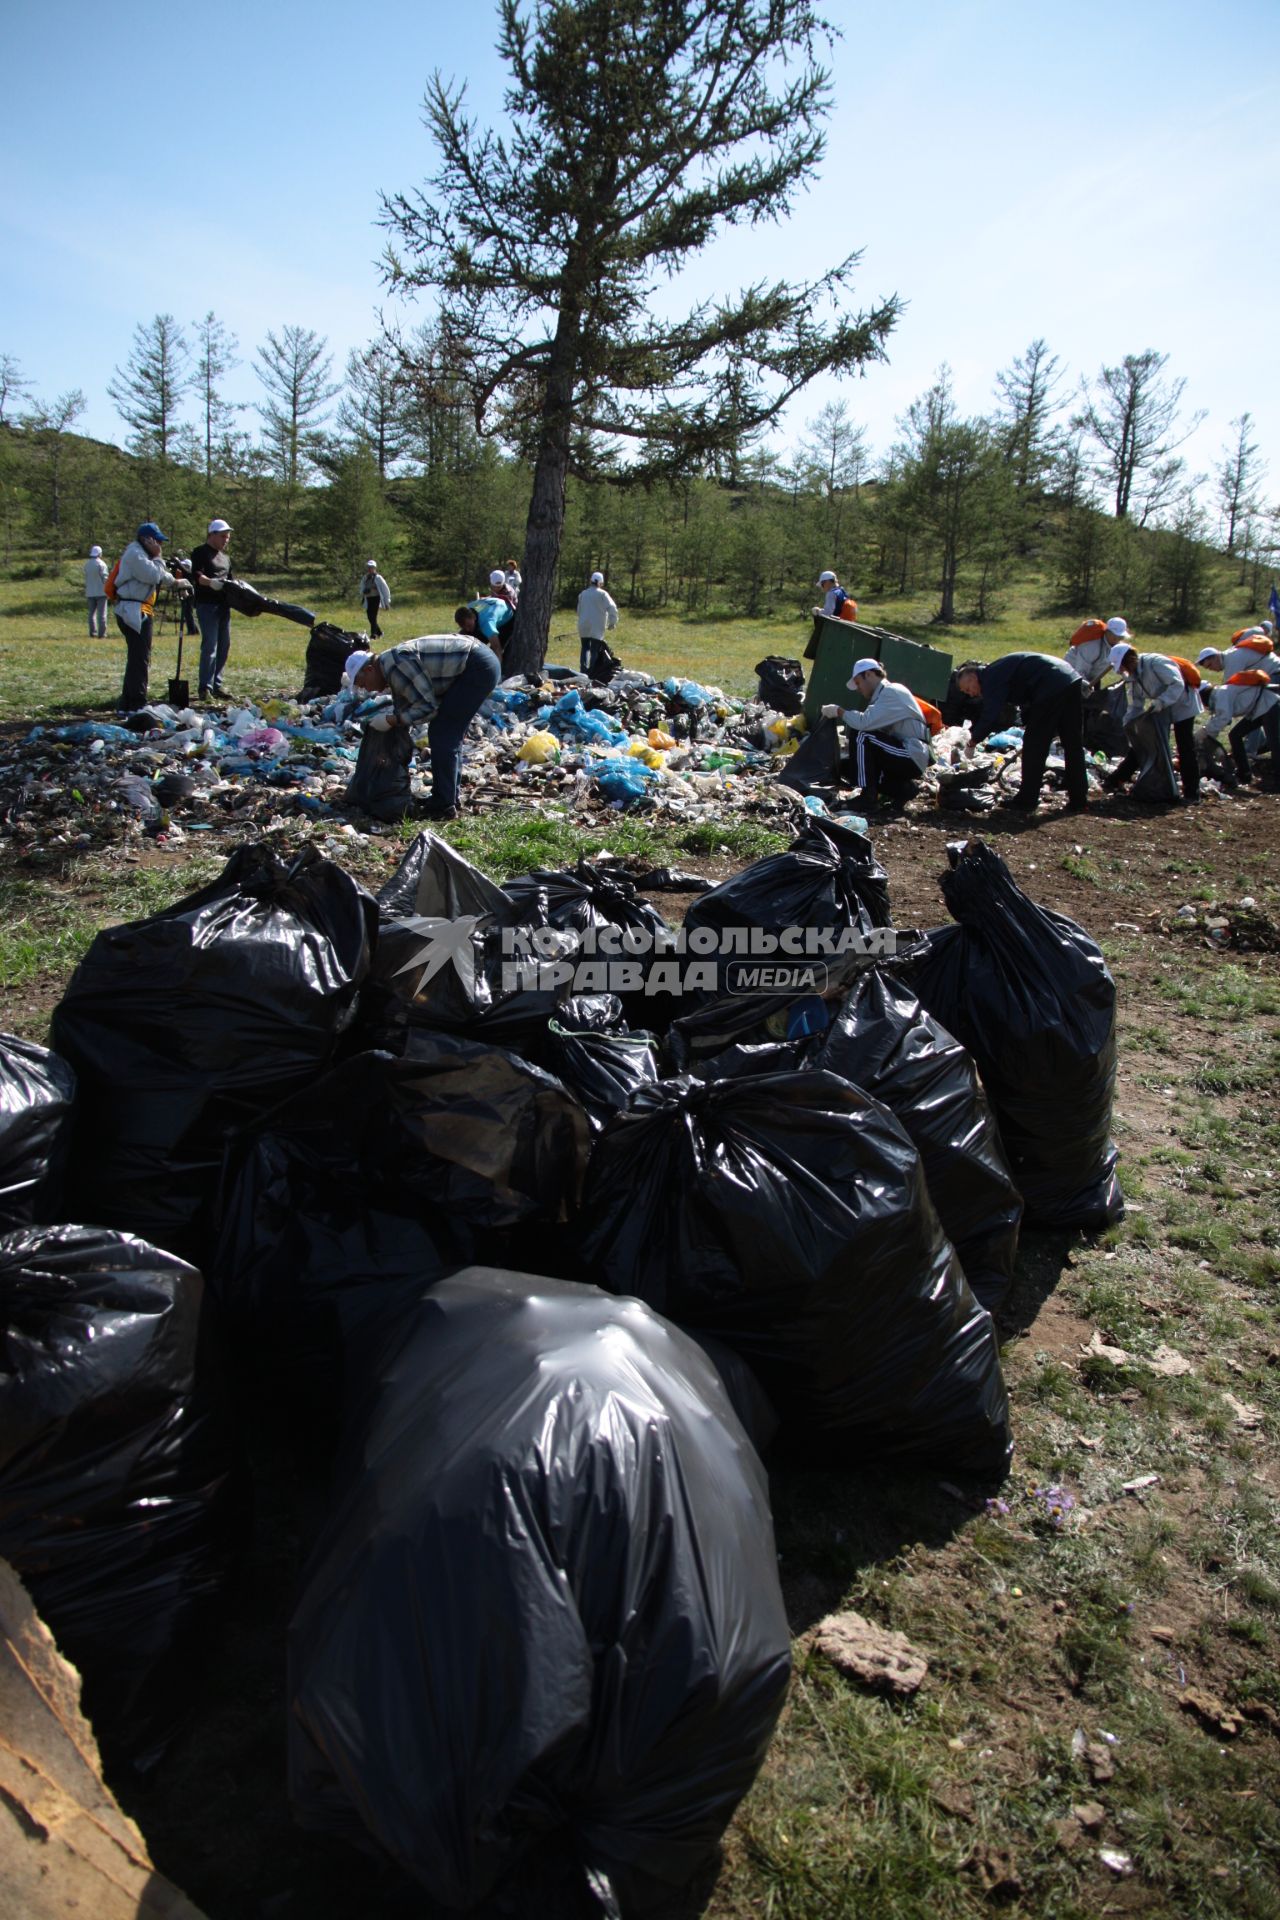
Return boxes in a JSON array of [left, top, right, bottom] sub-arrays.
[[337, 342, 409, 481], [380, 0, 900, 675], [0, 355, 32, 427], [107, 315, 192, 467], [192, 312, 241, 487], [1216, 412, 1264, 558], [255, 325, 338, 565], [993, 337, 1066, 493], [1075, 349, 1204, 523]]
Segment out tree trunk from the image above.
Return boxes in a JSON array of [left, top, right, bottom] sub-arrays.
[[506, 308, 580, 678]]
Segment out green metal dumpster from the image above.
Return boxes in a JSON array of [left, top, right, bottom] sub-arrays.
[[802, 616, 953, 724]]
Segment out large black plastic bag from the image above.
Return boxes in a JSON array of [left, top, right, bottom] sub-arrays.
[[214, 1034, 590, 1394], [0, 1225, 237, 1767], [775, 715, 844, 794], [51, 846, 376, 1266], [0, 1033, 76, 1229], [503, 858, 676, 1027], [814, 969, 1023, 1311], [683, 816, 891, 997], [289, 1266, 790, 1914], [545, 994, 661, 1128], [755, 654, 805, 714], [344, 717, 414, 821], [364, 833, 568, 1058], [901, 839, 1123, 1230], [576, 1072, 1010, 1476]]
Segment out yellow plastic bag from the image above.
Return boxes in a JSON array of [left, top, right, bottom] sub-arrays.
[[648, 728, 676, 751], [518, 730, 560, 765]]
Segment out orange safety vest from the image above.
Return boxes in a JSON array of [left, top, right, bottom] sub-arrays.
[[913, 695, 945, 736], [1167, 655, 1202, 690], [1068, 618, 1108, 650]]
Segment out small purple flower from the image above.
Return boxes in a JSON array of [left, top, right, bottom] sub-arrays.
[[985, 1497, 1011, 1516], [1032, 1484, 1077, 1529]]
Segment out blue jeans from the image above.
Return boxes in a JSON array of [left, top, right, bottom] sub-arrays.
[[426, 645, 501, 809], [196, 602, 231, 694]]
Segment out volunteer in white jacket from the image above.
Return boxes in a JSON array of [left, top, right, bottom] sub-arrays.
[[1065, 614, 1131, 686], [112, 522, 189, 713], [1102, 643, 1200, 802], [359, 561, 391, 639], [576, 571, 619, 676], [1204, 680, 1280, 788], [84, 546, 109, 637], [822, 657, 930, 805]]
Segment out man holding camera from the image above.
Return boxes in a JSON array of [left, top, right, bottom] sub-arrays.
[[190, 517, 234, 699], [112, 522, 191, 714]]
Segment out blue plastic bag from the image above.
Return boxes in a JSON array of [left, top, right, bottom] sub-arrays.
[[591, 758, 658, 805]]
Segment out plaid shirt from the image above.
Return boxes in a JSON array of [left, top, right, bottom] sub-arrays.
[[379, 638, 482, 728]]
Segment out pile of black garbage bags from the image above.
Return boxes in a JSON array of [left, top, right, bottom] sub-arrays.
[[0, 821, 1123, 1914]]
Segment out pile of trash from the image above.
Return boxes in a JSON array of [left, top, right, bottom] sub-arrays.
[[0, 661, 835, 864], [0, 819, 1129, 1913]]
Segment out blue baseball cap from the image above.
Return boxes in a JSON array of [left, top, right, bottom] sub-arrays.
[[136, 521, 167, 543]]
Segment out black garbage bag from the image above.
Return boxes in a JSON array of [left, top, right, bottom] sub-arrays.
[[545, 995, 661, 1129], [219, 576, 315, 627], [682, 816, 891, 998], [575, 1072, 1010, 1476], [1083, 682, 1129, 757], [51, 845, 377, 1267], [775, 715, 844, 794], [344, 718, 414, 822], [665, 981, 836, 1075], [755, 655, 805, 715], [212, 1034, 587, 1420], [288, 1266, 791, 1914], [502, 858, 676, 1030], [900, 839, 1123, 1230], [813, 969, 1022, 1310], [0, 1034, 76, 1230], [299, 619, 364, 700], [587, 640, 622, 685], [0, 1225, 238, 1768], [362, 835, 567, 1060], [1127, 710, 1180, 802]]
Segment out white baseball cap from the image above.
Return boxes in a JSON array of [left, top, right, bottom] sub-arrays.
[[590, 571, 604, 584], [848, 658, 883, 685], [1196, 647, 1223, 665], [366, 559, 378, 569], [1105, 616, 1131, 640], [345, 650, 374, 685], [1108, 641, 1136, 672], [816, 570, 837, 585], [489, 569, 506, 587], [89, 544, 102, 557], [207, 518, 232, 534]]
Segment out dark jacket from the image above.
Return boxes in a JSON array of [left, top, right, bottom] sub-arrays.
[[971, 653, 1084, 746]]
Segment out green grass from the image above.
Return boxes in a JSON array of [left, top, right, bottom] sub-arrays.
[[0, 557, 1254, 727]]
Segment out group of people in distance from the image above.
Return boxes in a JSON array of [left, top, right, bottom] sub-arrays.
[[819, 597, 1279, 815]]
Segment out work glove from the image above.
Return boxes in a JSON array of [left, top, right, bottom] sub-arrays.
[[820, 703, 843, 720], [367, 709, 397, 732]]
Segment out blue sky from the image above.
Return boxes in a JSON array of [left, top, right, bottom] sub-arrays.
[[3, 0, 1276, 522]]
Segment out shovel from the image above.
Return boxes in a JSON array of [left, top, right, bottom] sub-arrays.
[[168, 596, 190, 708]]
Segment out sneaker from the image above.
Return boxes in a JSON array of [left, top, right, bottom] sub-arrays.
[[421, 802, 459, 822], [1063, 799, 1089, 814], [1003, 795, 1037, 812]]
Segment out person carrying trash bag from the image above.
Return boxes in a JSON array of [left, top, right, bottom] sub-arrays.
[[1101, 641, 1199, 803], [821, 657, 930, 807], [955, 654, 1089, 814], [347, 635, 501, 822]]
